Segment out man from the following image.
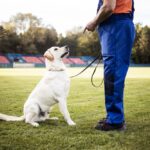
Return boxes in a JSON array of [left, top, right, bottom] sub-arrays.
[[84, 0, 135, 131]]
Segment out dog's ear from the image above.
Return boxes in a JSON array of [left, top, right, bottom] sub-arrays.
[[43, 51, 54, 61]]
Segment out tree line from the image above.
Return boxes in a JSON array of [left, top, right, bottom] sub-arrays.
[[0, 13, 150, 63]]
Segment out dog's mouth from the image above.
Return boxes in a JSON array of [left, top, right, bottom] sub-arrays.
[[61, 51, 69, 58]]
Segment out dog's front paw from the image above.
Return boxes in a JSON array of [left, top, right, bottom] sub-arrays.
[[32, 122, 39, 127], [68, 120, 76, 126]]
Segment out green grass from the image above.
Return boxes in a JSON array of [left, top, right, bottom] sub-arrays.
[[0, 76, 150, 150]]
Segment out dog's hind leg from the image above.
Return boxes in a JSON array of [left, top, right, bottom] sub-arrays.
[[25, 112, 39, 127], [58, 99, 76, 126], [49, 117, 59, 120]]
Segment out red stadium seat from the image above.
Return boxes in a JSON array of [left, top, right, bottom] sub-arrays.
[[0, 56, 10, 64], [39, 57, 45, 63], [22, 56, 43, 64], [63, 58, 74, 64], [69, 58, 86, 65]]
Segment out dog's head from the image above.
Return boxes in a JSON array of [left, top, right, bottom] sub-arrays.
[[44, 46, 69, 70], [44, 46, 69, 62]]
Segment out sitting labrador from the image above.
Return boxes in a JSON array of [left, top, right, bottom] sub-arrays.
[[0, 46, 76, 127]]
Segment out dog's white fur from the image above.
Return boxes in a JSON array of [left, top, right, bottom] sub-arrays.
[[0, 46, 76, 127]]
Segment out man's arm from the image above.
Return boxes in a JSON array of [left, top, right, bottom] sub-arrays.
[[84, 0, 116, 32]]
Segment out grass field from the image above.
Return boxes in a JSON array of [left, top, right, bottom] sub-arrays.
[[0, 67, 150, 150]]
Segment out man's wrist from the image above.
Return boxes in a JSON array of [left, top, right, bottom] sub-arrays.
[[93, 18, 99, 27]]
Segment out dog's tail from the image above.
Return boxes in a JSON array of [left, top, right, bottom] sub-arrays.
[[0, 113, 25, 121]]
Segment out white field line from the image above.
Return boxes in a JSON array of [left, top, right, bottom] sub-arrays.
[[0, 67, 150, 78]]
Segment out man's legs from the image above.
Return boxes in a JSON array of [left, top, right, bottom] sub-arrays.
[[96, 20, 135, 130]]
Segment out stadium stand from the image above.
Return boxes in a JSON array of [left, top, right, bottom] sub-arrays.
[[0, 52, 96, 68], [69, 58, 86, 65], [68, 58, 86, 67], [6, 53, 25, 63], [80, 56, 95, 63], [0, 55, 10, 64], [22, 56, 43, 64], [0, 55, 12, 68], [38, 56, 45, 63], [63, 58, 74, 64]]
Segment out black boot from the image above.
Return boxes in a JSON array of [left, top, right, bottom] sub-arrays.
[[95, 120, 126, 131]]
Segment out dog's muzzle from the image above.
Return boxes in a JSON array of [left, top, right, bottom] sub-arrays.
[[61, 50, 69, 58]]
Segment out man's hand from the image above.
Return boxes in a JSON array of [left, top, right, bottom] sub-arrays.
[[83, 19, 97, 33], [83, 0, 116, 33]]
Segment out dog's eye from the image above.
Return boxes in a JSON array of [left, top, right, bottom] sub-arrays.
[[54, 48, 58, 51]]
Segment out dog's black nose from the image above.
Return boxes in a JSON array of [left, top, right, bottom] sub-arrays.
[[64, 45, 69, 49]]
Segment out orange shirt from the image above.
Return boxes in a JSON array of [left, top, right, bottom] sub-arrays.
[[113, 0, 133, 14]]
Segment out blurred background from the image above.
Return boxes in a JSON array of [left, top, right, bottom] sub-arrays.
[[0, 0, 150, 68]]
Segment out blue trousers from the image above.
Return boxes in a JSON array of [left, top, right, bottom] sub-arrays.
[[98, 18, 135, 124]]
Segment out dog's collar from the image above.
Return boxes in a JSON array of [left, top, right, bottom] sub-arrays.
[[48, 68, 65, 72]]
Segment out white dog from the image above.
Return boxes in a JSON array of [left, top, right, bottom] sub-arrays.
[[0, 46, 76, 127]]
